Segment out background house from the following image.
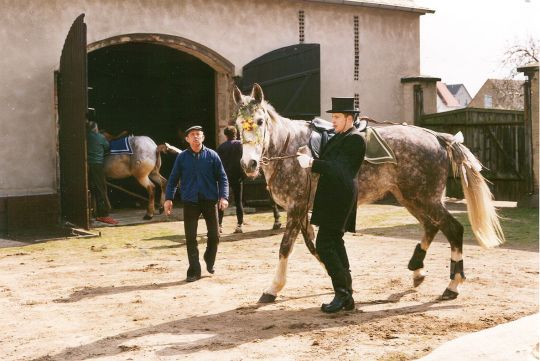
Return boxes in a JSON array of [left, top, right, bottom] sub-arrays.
[[468, 79, 525, 110], [436, 81, 462, 112], [446, 83, 472, 107]]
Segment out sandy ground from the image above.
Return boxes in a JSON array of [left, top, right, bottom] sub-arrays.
[[0, 204, 538, 361]]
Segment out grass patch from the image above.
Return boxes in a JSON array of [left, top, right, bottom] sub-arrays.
[[454, 207, 538, 250]]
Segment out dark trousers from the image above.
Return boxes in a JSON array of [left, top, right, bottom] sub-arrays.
[[184, 201, 220, 277], [218, 182, 243, 226], [315, 226, 352, 293], [88, 163, 110, 217]]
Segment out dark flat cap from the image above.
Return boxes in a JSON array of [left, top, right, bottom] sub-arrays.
[[185, 125, 203, 135]]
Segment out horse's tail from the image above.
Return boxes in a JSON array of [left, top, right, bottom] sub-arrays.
[[155, 144, 168, 172], [443, 132, 505, 248]]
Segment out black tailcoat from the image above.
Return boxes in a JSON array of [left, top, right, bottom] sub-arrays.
[[310, 128, 366, 232]]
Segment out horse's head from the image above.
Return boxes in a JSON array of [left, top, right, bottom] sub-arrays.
[[233, 83, 272, 178]]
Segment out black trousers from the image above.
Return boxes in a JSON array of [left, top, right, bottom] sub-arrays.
[[218, 182, 243, 226], [183, 201, 220, 277], [88, 163, 110, 217], [315, 226, 352, 293]]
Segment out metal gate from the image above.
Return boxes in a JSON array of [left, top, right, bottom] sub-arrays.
[[240, 43, 320, 120], [57, 14, 89, 228]]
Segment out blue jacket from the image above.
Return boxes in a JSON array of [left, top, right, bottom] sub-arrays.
[[166, 146, 229, 203]]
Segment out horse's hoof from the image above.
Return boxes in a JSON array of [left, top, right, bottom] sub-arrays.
[[159, 206, 164, 215], [439, 288, 459, 301], [143, 215, 153, 220], [413, 275, 425, 287], [272, 222, 282, 230], [258, 293, 277, 303]]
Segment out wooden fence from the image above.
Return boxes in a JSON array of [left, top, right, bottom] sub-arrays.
[[420, 107, 528, 201]]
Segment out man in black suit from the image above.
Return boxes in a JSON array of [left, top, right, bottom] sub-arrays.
[[297, 97, 366, 313]]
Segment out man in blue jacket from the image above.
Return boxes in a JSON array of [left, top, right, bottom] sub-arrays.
[[164, 125, 229, 282]]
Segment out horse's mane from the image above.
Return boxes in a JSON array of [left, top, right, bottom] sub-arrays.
[[262, 101, 283, 123], [262, 100, 306, 126]]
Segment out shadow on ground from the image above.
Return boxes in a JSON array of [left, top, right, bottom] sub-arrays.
[[144, 228, 285, 250], [52, 280, 190, 303], [33, 296, 460, 361]]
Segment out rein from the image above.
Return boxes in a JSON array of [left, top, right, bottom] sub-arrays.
[[260, 132, 293, 166]]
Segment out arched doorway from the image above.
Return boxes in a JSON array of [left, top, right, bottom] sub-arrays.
[[88, 43, 214, 174], [85, 34, 235, 210], [87, 33, 235, 155]]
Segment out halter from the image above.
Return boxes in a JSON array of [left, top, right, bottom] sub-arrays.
[[237, 101, 311, 234], [237, 103, 294, 166]]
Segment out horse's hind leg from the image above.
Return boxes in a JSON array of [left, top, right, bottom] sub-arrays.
[[409, 219, 438, 287], [149, 171, 167, 214], [436, 207, 465, 300], [259, 210, 302, 303], [136, 176, 156, 220], [392, 192, 440, 287]]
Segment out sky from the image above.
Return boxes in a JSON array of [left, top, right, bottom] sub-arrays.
[[418, 0, 540, 96]]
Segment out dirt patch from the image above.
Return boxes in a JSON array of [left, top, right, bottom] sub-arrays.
[[0, 204, 537, 360]]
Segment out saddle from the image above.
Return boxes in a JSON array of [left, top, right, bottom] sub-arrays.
[[308, 118, 367, 159], [307, 118, 396, 164], [109, 136, 133, 155]]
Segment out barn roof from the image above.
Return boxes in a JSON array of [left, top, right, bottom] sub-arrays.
[[301, 0, 435, 14]]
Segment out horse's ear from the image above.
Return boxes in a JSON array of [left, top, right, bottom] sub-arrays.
[[251, 83, 264, 104], [233, 85, 243, 105]]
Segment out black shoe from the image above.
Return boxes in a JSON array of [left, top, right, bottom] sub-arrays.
[[321, 289, 355, 313], [186, 274, 201, 282]]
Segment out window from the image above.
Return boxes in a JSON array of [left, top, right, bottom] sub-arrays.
[[484, 95, 493, 108]]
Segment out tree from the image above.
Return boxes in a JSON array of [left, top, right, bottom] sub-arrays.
[[502, 37, 539, 79]]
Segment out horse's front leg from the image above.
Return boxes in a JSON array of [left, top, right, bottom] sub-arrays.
[[258, 210, 302, 303]]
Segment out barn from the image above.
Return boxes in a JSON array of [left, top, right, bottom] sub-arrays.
[[0, 0, 434, 232]]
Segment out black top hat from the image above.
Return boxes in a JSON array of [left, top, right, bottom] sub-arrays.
[[326, 97, 360, 114], [185, 125, 203, 135]]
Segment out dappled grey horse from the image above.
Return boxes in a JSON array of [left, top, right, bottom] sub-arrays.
[[234, 84, 504, 303], [103, 136, 170, 220]]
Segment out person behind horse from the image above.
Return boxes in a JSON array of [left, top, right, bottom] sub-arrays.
[[216, 126, 244, 234], [164, 125, 229, 282], [296, 97, 366, 313], [101, 129, 130, 142], [86, 121, 118, 225]]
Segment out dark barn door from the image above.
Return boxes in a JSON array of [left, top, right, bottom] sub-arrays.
[[57, 14, 89, 228], [241, 43, 320, 120], [240, 44, 320, 205]]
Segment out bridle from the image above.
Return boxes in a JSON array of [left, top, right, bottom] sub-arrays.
[[237, 102, 312, 234], [237, 103, 294, 166]]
